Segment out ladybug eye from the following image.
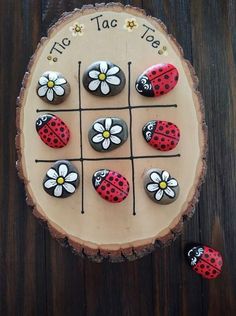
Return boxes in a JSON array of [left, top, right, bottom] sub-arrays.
[[146, 131, 152, 140], [42, 116, 47, 121], [37, 119, 42, 126], [141, 78, 146, 84], [148, 124, 154, 131]]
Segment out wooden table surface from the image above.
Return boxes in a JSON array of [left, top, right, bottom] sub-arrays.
[[0, 0, 235, 315]]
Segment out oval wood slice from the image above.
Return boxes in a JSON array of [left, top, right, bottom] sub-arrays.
[[16, 3, 207, 262]]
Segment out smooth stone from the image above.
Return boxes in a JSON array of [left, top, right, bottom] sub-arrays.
[[36, 113, 70, 148], [88, 117, 128, 152], [135, 63, 179, 97], [37, 71, 70, 104], [92, 169, 129, 203], [83, 61, 126, 97], [142, 120, 180, 151], [43, 160, 79, 198], [185, 244, 223, 279], [144, 168, 179, 204]]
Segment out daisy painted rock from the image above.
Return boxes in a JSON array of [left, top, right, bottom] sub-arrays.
[[43, 160, 79, 198], [144, 168, 179, 204], [83, 61, 126, 97], [37, 71, 70, 104], [88, 117, 128, 152]]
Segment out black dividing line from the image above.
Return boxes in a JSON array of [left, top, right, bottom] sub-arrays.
[[36, 104, 177, 113], [35, 154, 181, 163], [78, 61, 84, 214], [128, 62, 136, 216]]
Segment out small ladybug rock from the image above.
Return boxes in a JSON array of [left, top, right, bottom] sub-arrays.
[[186, 244, 223, 279], [136, 63, 179, 97], [36, 113, 70, 148], [143, 120, 180, 151], [92, 169, 129, 203]]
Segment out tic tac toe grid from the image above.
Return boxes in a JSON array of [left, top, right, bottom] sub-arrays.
[[36, 61, 180, 215]]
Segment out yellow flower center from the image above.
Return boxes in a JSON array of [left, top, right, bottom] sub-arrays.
[[98, 73, 106, 81], [159, 181, 167, 190], [47, 80, 55, 88], [75, 25, 81, 32], [57, 177, 65, 185], [127, 21, 136, 29], [102, 131, 110, 138]]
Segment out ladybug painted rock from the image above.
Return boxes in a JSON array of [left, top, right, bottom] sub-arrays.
[[92, 169, 129, 203], [135, 63, 179, 97], [186, 244, 223, 279], [36, 113, 70, 148], [143, 120, 180, 151]]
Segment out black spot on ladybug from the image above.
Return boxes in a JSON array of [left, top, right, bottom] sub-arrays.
[[154, 136, 158, 140], [105, 196, 109, 200], [54, 139, 58, 143], [47, 138, 51, 142], [44, 129, 48, 133], [101, 186, 106, 190], [60, 127, 64, 132], [109, 176, 114, 181], [161, 145, 166, 149], [166, 131, 170, 135], [161, 138, 165, 141], [155, 85, 160, 90], [152, 71, 156, 75], [111, 188, 115, 193], [51, 122, 56, 126], [160, 91, 164, 95], [210, 258, 215, 263], [158, 79, 161, 82], [117, 174, 121, 178], [106, 183, 110, 187], [159, 68, 163, 72], [118, 181, 123, 186], [114, 197, 118, 202], [212, 270, 216, 274], [165, 84, 170, 89], [159, 126, 164, 131], [171, 141, 174, 145], [175, 76, 178, 81], [200, 264, 204, 269], [205, 271, 210, 276], [205, 254, 209, 258], [61, 134, 65, 138], [164, 75, 169, 79]]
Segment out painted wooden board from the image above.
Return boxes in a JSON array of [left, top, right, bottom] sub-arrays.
[[16, 3, 207, 261]]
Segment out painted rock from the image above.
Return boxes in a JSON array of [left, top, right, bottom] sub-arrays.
[[143, 120, 180, 151], [144, 168, 179, 204], [36, 113, 70, 148], [135, 63, 179, 97], [83, 61, 126, 97], [92, 169, 129, 203], [37, 71, 70, 104], [88, 117, 128, 152], [186, 244, 223, 279], [43, 160, 79, 198]]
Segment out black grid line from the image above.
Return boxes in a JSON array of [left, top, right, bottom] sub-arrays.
[[78, 61, 84, 214], [36, 104, 177, 113], [35, 61, 181, 216]]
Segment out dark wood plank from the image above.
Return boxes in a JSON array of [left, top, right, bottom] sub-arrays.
[[0, 0, 236, 315]]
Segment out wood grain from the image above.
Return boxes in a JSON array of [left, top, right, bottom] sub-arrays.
[[0, 0, 235, 315]]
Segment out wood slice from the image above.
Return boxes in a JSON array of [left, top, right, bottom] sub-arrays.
[[16, 3, 207, 262]]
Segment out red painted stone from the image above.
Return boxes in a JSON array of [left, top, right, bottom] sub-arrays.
[[186, 244, 223, 279], [136, 63, 179, 97], [92, 169, 129, 203], [36, 113, 70, 148], [143, 120, 180, 151]]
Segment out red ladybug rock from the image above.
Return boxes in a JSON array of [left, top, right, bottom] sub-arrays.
[[186, 244, 223, 279], [36, 113, 70, 148], [136, 63, 179, 97], [92, 169, 129, 203], [143, 120, 180, 151]]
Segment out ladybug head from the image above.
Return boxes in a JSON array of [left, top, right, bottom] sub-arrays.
[[135, 75, 154, 97], [92, 169, 109, 188], [186, 245, 204, 266], [35, 114, 52, 131], [142, 120, 156, 142]]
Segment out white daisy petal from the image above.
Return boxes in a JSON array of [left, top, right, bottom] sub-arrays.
[[162, 170, 170, 181], [49, 72, 57, 81], [38, 85, 48, 97], [54, 185, 63, 197], [88, 70, 99, 79], [110, 135, 121, 145], [59, 164, 68, 177], [100, 61, 108, 73], [63, 183, 76, 194], [46, 89, 54, 101], [88, 79, 100, 91], [155, 189, 164, 201], [147, 183, 159, 192], [44, 179, 57, 189], [39, 76, 48, 85], [167, 179, 178, 187], [55, 78, 66, 85], [93, 123, 105, 133], [150, 172, 161, 184], [105, 118, 112, 130], [106, 76, 121, 86], [92, 134, 104, 143], [101, 81, 110, 95], [53, 85, 65, 96], [164, 187, 175, 198], [65, 172, 78, 182], [110, 125, 122, 134], [106, 66, 120, 76], [47, 168, 58, 179], [102, 138, 110, 150]]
